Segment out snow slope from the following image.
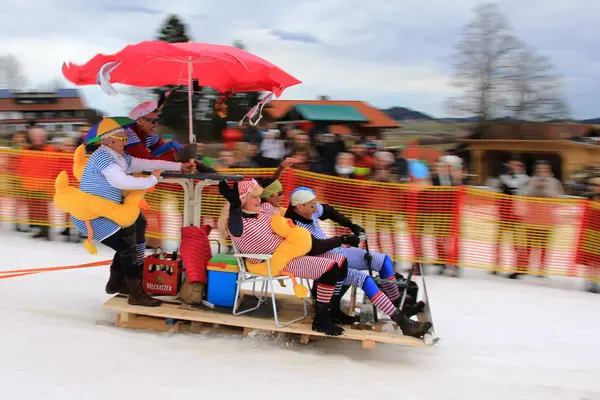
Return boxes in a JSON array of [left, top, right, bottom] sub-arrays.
[[0, 229, 598, 400]]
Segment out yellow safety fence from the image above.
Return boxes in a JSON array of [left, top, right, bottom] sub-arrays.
[[0, 148, 599, 283]]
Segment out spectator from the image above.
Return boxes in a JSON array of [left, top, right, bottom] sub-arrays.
[[217, 150, 236, 169], [19, 126, 57, 239], [510, 160, 563, 279], [315, 133, 346, 175], [431, 157, 462, 277], [369, 151, 397, 183], [349, 143, 373, 180], [289, 147, 312, 171], [334, 152, 355, 179], [195, 143, 216, 168], [232, 142, 260, 168], [259, 129, 285, 167], [492, 156, 530, 277]]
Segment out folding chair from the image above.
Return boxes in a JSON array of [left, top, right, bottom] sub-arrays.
[[230, 241, 308, 328]]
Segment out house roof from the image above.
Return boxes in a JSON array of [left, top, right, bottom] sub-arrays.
[[0, 98, 87, 111], [291, 104, 369, 122], [265, 100, 400, 128]]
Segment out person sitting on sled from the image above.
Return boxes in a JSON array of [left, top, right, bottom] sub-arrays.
[[283, 188, 430, 332], [72, 127, 193, 307], [218, 178, 354, 337], [260, 180, 421, 308]]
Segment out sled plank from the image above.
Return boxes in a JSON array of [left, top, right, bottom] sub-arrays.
[[103, 293, 434, 348]]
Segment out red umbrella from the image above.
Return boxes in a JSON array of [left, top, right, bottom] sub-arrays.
[[62, 40, 301, 142]]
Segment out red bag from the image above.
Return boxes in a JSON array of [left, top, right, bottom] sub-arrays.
[[179, 225, 212, 283]]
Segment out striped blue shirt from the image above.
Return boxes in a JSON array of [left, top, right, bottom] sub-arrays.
[[124, 126, 160, 149], [71, 147, 133, 242], [293, 204, 328, 239]]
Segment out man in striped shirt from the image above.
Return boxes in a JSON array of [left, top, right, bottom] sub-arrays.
[[285, 187, 431, 338], [122, 100, 215, 275], [73, 127, 192, 306]]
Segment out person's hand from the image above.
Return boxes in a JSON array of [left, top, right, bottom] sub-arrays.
[[181, 161, 196, 174], [218, 180, 241, 208], [151, 169, 163, 180], [281, 157, 297, 169], [341, 234, 360, 247], [350, 224, 365, 237]]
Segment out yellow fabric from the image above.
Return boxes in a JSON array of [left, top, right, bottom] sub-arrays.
[[246, 214, 312, 298], [53, 145, 150, 254]]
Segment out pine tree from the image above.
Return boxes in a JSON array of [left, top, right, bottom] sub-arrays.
[[153, 15, 196, 141]]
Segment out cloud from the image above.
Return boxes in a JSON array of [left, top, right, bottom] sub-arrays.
[[102, 5, 163, 15], [0, 0, 598, 119], [269, 30, 322, 44]]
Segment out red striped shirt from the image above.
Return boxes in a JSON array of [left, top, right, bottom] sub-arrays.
[[231, 212, 284, 263]]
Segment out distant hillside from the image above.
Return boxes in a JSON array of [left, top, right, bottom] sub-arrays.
[[380, 106, 600, 124], [380, 107, 435, 121]]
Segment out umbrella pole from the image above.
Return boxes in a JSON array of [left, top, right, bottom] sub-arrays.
[[187, 58, 195, 144]]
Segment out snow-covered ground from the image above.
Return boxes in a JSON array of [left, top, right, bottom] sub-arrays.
[[1, 228, 599, 400]]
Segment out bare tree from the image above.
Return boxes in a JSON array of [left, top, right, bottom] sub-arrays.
[[0, 54, 28, 91], [504, 44, 570, 122], [446, 3, 520, 122]]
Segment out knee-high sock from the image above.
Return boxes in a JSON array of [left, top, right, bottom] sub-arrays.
[[333, 259, 349, 296], [378, 255, 400, 301], [316, 261, 340, 304], [363, 275, 397, 317], [136, 241, 146, 267]]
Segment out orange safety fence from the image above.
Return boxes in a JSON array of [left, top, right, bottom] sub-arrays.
[[1, 148, 599, 284]]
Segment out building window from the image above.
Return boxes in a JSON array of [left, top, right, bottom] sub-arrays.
[[24, 112, 36, 119], [55, 124, 64, 132], [76, 110, 85, 118], [43, 112, 54, 118]]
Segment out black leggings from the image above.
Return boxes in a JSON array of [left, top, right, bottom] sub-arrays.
[[101, 225, 138, 279], [135, 212, 146, 244]]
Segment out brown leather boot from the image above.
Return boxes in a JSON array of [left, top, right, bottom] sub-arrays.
[[125, 277, 162, 307], [105, 265, 129, 295]]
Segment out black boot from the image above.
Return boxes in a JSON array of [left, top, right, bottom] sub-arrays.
[[402, 301, 425, 317], [330, 294, 356, 325], [32, 227, 49, 240], [125, 277, 162, 307], [391, 310, 431, 338], [312, 302, 344, 336], [105, 264, 129, 295]]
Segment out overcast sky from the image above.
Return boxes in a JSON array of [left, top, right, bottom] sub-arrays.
[[1, 0, 598, 119]]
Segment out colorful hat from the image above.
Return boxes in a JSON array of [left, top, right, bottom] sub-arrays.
[[290, 187, 316, 206], [238, 179, 259, 200], [85, 117, 135, 144]]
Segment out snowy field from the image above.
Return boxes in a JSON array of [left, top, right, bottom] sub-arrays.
[[1, 228, 599, 400]]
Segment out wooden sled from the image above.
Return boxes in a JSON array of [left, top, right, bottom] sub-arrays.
[[103, 291, 438, 349]]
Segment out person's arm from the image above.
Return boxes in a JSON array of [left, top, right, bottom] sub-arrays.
[[228, 205, 243, 237], [308, 236, 343, 255], [195, 161, 217, 173], [271, 157, 295, 180], [102, 164, 158, 190], [129, 157, 182, 173], [319, 203, 354, 228], [500, 173, 529, 189]]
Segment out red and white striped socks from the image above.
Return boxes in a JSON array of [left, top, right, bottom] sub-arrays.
[[379, 276, 401, 302], [371, 291, 397, 317], [316, 283, 335, 304]]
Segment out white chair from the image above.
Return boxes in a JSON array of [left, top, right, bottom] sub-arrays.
[[230, 241, 308, 328]]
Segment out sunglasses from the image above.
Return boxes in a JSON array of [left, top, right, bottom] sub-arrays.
[[142, 117, 159, 124], [111, 136, 128, 143]]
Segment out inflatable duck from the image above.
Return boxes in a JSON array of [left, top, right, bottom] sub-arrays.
[[246, 213, 312, 299], [53, 144, 152, 255]]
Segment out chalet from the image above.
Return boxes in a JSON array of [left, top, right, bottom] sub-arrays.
[[263, 100, 400, 137], [0, 89, 91, 137]]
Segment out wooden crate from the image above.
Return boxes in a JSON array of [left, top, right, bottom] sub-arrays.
[[103, 292, 436, 349]]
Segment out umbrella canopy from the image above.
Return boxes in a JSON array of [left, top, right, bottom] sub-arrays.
[[62, 40, 300, 96], [85, 117, 135, 144], [62, 40, 301, 140]]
